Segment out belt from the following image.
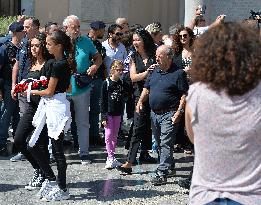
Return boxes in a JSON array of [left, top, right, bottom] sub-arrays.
[[152, 106, 178, 115]]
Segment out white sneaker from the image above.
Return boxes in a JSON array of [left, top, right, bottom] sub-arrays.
[[42, 187, 70, 201], [37, 180, 59, 199], [105, 158, 122, 169], [105, 158, 114, 169]]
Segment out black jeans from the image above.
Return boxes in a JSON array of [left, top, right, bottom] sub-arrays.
[[30, 133, 67, 190], [14, 103, 49, 170], [126, 99, 152, 163]]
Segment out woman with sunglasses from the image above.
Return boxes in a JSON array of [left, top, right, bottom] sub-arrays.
[[117, 28, 157, 174]]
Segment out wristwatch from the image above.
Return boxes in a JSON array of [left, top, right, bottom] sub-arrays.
[[178, 108, 185, 113]]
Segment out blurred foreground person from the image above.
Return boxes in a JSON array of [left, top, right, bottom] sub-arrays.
[[186, 22, 261, 205]]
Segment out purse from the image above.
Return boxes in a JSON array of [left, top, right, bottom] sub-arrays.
[[74, 73, 93, 88]]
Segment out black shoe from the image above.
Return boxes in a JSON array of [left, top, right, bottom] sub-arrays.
[[116, 166, 132, 174], [177, 178, 191, 189], [0, 146, 8, 157], [139, 152, 157, 164], [150, 172, 167, 186], [80, 155, 92, 165], [167, 169, 176, 178]]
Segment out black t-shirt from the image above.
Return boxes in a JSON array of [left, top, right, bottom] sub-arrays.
[[41, 58, 71, 93], [0, 41, 19, 85], [27, 69, 42, 106], [144, 63, 189, 111], [100, 78, 128, 120], [131, 51, 156, 99]]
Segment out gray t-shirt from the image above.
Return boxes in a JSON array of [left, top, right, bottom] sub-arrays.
[[187, 82, 261, 205]]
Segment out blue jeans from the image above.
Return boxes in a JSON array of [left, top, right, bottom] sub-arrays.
[[151, 110, 178, 175], [206, 198, 242, 205], [89, 78, 103, 140], [0, 84, 20, 147]]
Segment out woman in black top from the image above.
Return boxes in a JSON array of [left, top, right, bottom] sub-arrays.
[[117, 28, 157, 174], [30, 30, 75, 201], [13, 33, 52, 190]]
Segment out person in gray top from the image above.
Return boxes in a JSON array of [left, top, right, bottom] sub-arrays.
[[186, 22, 261, 205]]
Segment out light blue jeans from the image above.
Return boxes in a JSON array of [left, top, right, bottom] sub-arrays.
[[206, 198, 242, 205], [71, 90, 90, 156]]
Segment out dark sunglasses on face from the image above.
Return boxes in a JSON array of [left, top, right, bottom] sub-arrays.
[[115, 32, 123, 36], [179, 34, 188, 38]]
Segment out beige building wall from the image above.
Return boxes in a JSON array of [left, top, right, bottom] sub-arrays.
[[33, 0, 182, 34], [34, 0, 69, 28]]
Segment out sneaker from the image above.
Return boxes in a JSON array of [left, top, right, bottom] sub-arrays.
[[80, 155, 92, 165], [10, 153, 27, 162], [37, 180, 59, 199], [49, 157, 56, 166], [42, 187, 70, 201], [25, 170, 45, 190], [104, 158, 122, 169], [150, 172, 167, 186]]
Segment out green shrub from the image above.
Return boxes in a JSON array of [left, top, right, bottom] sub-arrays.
[[0, 16, 18, 36]]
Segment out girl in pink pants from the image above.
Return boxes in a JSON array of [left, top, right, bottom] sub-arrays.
[[101, 60, 127, 169]]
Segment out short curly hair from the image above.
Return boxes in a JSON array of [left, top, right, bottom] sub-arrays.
[[191, 22, 261, 96]]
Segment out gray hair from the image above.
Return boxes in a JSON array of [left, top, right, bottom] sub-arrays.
[[63, 15, 80, 27]]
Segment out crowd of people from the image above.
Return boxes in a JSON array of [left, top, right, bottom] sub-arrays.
[[0, 6, 260, 204]]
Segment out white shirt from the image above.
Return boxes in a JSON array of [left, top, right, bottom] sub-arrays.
[[193, 26, 209, 37], [102, 39, 127, 75], [29, 93, 71, 147]]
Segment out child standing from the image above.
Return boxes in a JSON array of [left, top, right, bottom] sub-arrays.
[[101, 60, 127, 169]]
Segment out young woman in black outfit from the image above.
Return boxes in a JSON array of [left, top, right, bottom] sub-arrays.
[[29, 30, 74, 201], [13, 33, 52, 190], [117, 29, 157, 174]]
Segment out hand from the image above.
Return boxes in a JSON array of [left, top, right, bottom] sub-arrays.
[[171, 111, 182, 124], [184, 66, 191, 73], [102, 120, 107, 127], [146, 64, 158, 73], [11, 88, 17, 100], [216, 14, 226, 22], [87, 65, 98, 76], [136, 101, 143, 114]]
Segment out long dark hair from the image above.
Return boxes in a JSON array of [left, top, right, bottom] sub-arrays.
[[49, 29, 76, 73], [28, 32, 53, 65], [133, 28, 156, 59]]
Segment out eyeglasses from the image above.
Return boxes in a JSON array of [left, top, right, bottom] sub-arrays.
[[179, 34, 188, 38], [116, 69, 123, 72], [115, 32, 123, 36]]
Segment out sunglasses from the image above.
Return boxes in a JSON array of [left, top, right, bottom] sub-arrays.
[[179, 34, 188, 38], [115, 32, 123, 36]]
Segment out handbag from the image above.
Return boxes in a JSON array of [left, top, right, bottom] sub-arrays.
[[74, 73, 93, 88]]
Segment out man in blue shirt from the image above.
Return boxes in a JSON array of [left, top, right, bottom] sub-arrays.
[[63, 15, 102, 165], [137, 45, 188, 185]]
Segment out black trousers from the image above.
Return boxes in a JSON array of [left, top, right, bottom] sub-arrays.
[[14, 103, 49, 170], [126, 99, 152, 163], [30, 133, 67, 190]]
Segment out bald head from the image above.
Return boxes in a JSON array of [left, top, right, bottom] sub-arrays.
[[115, 17, 129, 33], [156, 45, 174, 70]]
